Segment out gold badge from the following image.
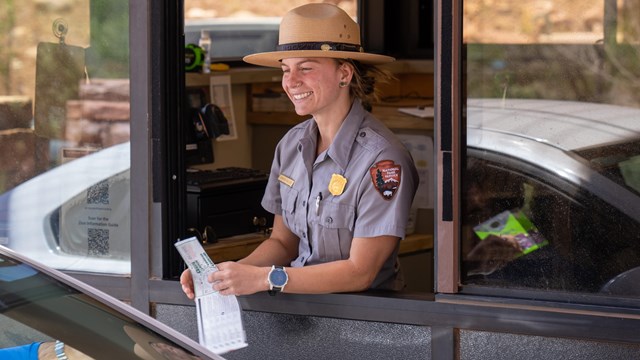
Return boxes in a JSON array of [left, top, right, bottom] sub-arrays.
[[278, 174, 295, 187], [328, 173, 347, 196]]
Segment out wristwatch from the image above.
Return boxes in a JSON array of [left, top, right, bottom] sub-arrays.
[[268, 265, 288, 295], [55, 340, 68, 360]]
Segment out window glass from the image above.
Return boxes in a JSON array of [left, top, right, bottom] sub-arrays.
[[183, 0, 357, 61], [462, 0, 640, 297], [0, 1, 131, 274], [0, 251, 212, 358], [463, 154, 640, 293]]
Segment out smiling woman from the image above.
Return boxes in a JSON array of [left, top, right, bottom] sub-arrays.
[[180, 3, 419, 300]]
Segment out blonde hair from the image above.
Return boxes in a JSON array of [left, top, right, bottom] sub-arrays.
[[337, 59, 395, 111]]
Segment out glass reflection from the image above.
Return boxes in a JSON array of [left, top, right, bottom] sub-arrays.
[[0, 1, 131, 274], [462, 0, 640, 297]]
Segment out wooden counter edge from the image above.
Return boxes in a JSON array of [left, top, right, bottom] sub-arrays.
[[205, 233, 434, 263]]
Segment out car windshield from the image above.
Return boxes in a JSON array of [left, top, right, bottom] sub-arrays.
[[0, 249, 211, 359], [574, 140, 640, 197]]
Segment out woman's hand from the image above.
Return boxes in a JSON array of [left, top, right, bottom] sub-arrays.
[[38, 341, 93, 360], [179, 268, 195, 300], [209, 262, 269, 296], [181, 262, 270, 298]]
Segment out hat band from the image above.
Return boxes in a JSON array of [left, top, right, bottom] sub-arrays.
[[276, 41, 364, 53]]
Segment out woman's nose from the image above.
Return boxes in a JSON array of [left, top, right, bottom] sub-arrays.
[[285, 72, 301, 88]]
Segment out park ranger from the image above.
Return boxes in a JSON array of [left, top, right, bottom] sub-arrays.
[[181, 2, 418, 298]]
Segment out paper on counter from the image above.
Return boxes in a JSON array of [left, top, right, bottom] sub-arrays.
[[175, 236, 247, 354], [398, 106, 434, 118]]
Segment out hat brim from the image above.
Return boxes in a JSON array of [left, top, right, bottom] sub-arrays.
[[243, 50, 395, 68]]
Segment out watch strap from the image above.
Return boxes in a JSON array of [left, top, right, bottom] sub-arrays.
[[55, 340, 68, 360], [268, 265, 287, 296]]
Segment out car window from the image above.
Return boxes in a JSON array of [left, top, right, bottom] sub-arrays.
[[574, 140, 640, 197], [50, 169, 131, 260], [0, 251, 214, 359], [461, 155, 640, 294], [1, 144, 131, 274]]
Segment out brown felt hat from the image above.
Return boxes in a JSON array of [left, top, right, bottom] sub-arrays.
[[243, 3, 395, 68]]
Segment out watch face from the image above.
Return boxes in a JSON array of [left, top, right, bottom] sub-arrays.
[[269, 268, 287, 286]]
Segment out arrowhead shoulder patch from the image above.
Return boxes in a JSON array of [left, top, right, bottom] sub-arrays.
[[369, 160, 402, 200]]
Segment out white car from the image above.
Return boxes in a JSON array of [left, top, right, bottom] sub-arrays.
[[0, 142, 131, 274], [464, 98, 640, 295]]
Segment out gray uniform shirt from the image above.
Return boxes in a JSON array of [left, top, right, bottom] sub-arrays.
[[261, 100, 419, 290]]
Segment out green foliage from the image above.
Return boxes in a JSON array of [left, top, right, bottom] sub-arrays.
[[87, 0, 129, 78], [465, 43, 640, 106], [0, 0, 15, 93]]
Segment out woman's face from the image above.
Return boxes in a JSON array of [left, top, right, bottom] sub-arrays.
[[281, 57, 345, 117]]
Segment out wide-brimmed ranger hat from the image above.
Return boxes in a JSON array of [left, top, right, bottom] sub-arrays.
[[243, 3, 395, 68]]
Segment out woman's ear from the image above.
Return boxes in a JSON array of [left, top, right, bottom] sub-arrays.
[[339, 61, 355, 84]]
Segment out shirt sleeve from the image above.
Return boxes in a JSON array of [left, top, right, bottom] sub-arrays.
[[261, 129, 292, 216], [353, 147, 419, 239], [0, 342, 42, 360], [261, 121, 311, 216], [261, 147, 283, 216]]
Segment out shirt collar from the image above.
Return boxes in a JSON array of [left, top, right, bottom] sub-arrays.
[[297, 100, 367, 171], [326, 100, 367, 171]]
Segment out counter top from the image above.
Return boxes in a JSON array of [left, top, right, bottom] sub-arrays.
[[204, 232, 433, 263]]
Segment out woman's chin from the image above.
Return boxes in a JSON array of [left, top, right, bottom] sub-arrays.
[[293, 107, 311, 116]]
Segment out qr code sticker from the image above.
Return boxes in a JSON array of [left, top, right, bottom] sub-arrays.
[[87, 180, 109, 205], [88, 228, 109, 256]]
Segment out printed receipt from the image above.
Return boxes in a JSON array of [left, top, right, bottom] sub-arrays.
[[174, 237, 248, 354]]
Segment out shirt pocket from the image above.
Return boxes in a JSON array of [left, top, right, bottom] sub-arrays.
[[280, 185, 299, 235], [315, 201, 355, 262]]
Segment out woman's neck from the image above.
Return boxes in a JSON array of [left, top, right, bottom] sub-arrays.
[[314, 98, 353, 155]]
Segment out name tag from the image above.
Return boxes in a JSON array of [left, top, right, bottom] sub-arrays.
[[278, 174, 295, 187]]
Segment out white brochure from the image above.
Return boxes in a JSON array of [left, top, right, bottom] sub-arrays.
[[174, 237, 247, 354], [209, 75, 238, 141]]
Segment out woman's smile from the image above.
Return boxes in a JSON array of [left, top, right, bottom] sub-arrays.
[[281, 58, 347, 117], [292, 91, 313, 101]]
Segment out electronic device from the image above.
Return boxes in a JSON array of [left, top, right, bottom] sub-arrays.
[[186, 167, 267, 192], [184, 87, 229, 166], [185, 168, 273, 239]]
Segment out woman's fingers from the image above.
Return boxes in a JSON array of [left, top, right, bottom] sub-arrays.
[[179, 269, 195, 299]]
